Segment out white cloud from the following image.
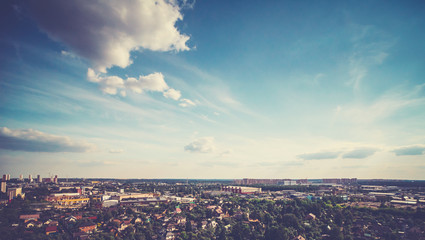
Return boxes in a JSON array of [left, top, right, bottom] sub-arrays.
[[100, 76, 125, 95], [0, 127, 95, 152], [184, 137, 216, 153], [61, 50, 76, 58], [29, 0, 190, 72], [87, 69, 195, 105], [163, 88, 181, 100], [179, 98, 196, 107], [126, 73, 169, 93]]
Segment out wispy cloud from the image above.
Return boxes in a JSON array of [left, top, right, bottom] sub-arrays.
[[0, 127, 96, 152], [184, 137, 216, 153], [347, 25, 395, 90], [335, 84, 425, 124], [158, 56, 261, 118], [297, 151, 341, 160], [342, 147, 379, 159], [179, 98, 196, 107]]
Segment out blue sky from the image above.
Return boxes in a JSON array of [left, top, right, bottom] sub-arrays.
[[1, 0, 425, 179]]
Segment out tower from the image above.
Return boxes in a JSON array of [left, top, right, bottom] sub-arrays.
[[0, 182, 6, 193]]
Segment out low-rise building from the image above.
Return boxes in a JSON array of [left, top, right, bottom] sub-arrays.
[[79, 223, 97, 233], [45, 226, 58, 235], [222, 186, 261, 194]]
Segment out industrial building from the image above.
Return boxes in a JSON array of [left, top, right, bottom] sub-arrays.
[[222, 186, 261, 194]]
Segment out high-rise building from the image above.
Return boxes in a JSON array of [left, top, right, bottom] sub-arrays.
[[7, 187, 23, 201], [1, 182, 6, 193], [37, 175, 41, 183], [54, 175, 58, 184], [29, 174, 33, 183], [19, 174, 23, 181], [3, 174, 10, 181]]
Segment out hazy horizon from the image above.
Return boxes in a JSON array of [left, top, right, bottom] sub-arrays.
[[1, 0, 425, 179]]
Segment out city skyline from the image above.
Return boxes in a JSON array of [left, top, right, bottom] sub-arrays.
[[1, 0, 425, 179]]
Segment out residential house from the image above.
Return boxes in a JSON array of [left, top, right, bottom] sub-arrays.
[[45, 225, 58, 235], [79, 223, 97, 233]]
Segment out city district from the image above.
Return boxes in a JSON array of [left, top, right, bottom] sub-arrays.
[[1, 175, 425, 239]]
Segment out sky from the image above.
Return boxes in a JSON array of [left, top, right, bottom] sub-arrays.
[[1, 0, 425, 179]]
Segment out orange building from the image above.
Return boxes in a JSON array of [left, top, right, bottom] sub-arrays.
[[79, 223, 97, 233]]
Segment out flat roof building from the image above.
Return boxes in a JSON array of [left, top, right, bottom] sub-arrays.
[[1, 182, 6, 193], [222, 186, 261, 194]]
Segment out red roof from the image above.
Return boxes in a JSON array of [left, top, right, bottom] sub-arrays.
[[19, 214, 40, 220], [46, 226, 58, 232]]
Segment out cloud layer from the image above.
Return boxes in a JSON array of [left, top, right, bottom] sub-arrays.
[[0, 127, 95, 152], [297, 151, 341, 160], [393, 145, 425, 156], [184, 137, 216, 153], [342, 147, 379, 159], [29, 0, 190, 72], [298, 147, 379, 160]]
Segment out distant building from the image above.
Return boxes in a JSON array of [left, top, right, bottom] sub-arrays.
[[53, 175, 58, 184], [234, 178, 310, 185], [19, 214, 40, 222], [102, 199, 119, 208], [42, 178, 52, 183], [1, 182, 6, 193], [37, 175, 41, 183], [296, 179, 309, 184], [7, 187, 24, 201], [19, 174, 23, 181], [110, 192, 158, 201], [45, 226, 58, 235], [361, 185, 385, 191], [222, 186, 261, 194], [46, 194, 90, 208], [235, 178, 291, 185], [2, 174, 10, 181], [79, 223, 97, 233], [29, 174, 33, 183], [322, 178, 357, 185], [283, 180, 297, 185]]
